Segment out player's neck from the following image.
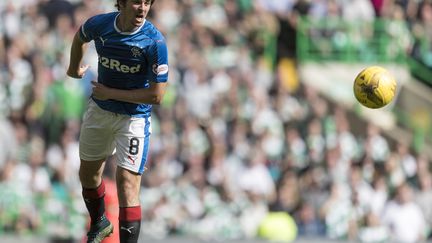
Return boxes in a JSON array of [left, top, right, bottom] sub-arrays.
[[116, 14, 141, 33]]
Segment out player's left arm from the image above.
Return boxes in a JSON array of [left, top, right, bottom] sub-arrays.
[[67, 31, 90, 79], [92, 37, 169, 105], [91, 80, 167, 105]]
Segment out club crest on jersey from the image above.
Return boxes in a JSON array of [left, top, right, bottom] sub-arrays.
[[131, 47, 142, 58]]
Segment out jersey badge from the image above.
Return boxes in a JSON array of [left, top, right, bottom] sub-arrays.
[[131, 46, 142, 58], [152, 64, 169, 75]]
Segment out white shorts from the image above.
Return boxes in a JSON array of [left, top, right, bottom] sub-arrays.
[[79, 99, 152, 174]]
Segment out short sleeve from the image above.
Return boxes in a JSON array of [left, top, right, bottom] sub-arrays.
[[147, 38, 169, 83], [79, 15, 98, 42]]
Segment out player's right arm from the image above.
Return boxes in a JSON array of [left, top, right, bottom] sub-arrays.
[[67, 31, 90, 79]]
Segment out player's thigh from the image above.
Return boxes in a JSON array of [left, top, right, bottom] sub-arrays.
[[79, 100, 115, 161], [114, 116, 151, 175]]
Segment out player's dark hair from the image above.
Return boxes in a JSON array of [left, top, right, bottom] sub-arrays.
[[115, 0, 156, 11]]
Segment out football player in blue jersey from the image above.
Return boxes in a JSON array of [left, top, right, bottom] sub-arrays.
[[66, 0, 168, 242]]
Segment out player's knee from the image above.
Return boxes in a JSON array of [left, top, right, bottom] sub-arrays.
[[116, 168, 141, 205], [117, 167, 141, 186], [117, 175, 140, 193], [79, 160, 105, 186]]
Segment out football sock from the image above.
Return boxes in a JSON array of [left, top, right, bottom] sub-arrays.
[[119, 206, 141, 243], [82, 180, 106, 225]]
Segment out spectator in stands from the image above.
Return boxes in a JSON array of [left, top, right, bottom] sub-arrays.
[[320, 182, 351, 239], [271, 170, 301, 214], [295, 201, 325, 237], [382, 182, 428, 242], [395, 141, 417, 180], [414, 171, 432, 238], [238, 148, 276, 202], [356, 211, 390, 242], [364, 123, 390, 163], [342, 0, 375, 22], [368, 172, 388, 216]]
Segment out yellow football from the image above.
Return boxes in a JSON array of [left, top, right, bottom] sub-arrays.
[[353, 66, 397, 109]]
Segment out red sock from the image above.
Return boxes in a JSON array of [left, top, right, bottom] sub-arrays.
[[119, 206, 141, 243], [82, 180, 106, 224]]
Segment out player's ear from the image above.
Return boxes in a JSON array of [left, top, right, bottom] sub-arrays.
[[117, 0, 126, 9]]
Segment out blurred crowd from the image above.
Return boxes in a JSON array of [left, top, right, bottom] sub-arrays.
[[0, 0, 431, 242]]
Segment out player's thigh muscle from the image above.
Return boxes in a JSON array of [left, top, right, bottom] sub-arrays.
[[79, 100, 115, 161], [114, 116, 151, 174]]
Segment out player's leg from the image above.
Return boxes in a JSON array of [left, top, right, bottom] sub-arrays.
[[79, 159, 107, 223], [79, 100, 116, 242], [80, 159, 114, 243], [114, 116, 151, 243], [117, 167, 142, 243]]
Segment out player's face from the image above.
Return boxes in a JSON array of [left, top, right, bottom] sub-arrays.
[[120, 0, 151, 29]]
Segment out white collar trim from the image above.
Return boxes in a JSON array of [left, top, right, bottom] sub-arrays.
[[114, 13, 145, 35]]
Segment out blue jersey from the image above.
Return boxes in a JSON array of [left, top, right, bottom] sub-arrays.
[[79, 12, 168, 118]]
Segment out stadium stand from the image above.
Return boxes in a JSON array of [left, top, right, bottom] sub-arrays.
[[0, 0, 431, 242]]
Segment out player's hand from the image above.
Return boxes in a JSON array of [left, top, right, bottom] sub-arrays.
[[66, 64, 90, 79], [91, 81, 112, 100]]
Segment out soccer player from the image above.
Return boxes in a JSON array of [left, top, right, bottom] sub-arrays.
[[66, 0, 168, 242]]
